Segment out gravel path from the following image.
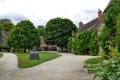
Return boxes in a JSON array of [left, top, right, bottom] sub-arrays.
[[0, 52, 94, 80]]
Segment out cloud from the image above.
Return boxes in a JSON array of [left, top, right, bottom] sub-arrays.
[[0, 0, 7, 2], [0, 13, 28, 24], [72, 9, 99, 26], [0, 0, 110, 27], [31, 19, 48, 27]]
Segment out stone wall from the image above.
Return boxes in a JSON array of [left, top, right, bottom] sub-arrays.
[[0, 30, 9, 47]]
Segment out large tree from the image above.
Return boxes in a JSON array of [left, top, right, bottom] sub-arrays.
[[7, 20, 39, 53], [0, 19, 14, 31], [45, 17, 77, 51], [37, 25, 45, 37]]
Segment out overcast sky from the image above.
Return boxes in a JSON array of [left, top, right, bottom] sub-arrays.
[[0, 0, 110, 27]]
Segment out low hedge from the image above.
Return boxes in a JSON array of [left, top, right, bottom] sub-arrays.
[[0, 46, 10, 52]]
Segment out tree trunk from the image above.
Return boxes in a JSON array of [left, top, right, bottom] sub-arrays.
[[24, 48, 26, 53], [61, 47, 63, 52]]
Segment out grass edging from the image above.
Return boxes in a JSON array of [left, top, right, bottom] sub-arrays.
[[85, 57, 102, 64], [84, 57, 102, 73], [15, 52, 61, 68], [0, 52, 3, 58]]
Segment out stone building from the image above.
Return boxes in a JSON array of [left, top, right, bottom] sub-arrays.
[[0, 30, 9, 47], [78, 0, 113, 32], [40, 37, 57, 51], [78, 9, 104, 32], [40, 0, 113, 51]]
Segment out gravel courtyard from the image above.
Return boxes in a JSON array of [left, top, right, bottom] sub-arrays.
[[0, 52, 94, 80]]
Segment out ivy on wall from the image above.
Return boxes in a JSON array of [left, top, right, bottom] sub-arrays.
[[116, 14, 120, 53], [99, 0, 120, 57], [69, 30, 99, 56]]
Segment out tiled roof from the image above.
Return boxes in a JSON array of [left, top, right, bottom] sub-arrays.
[[78, 0, 113, 33], [78, 18, 97, 32], [92, 15, 104, 30], [78, 15, 104, 32]]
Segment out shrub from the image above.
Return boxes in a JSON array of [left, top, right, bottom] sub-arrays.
[[0, 46, 10, 52], [69, 30, 99, 55], [94, 58, 120, 80]]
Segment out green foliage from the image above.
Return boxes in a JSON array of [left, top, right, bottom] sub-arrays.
[[7, 20, 39, 53], [99, 26, 115, 54], [104, 0, 120, 27], [85, 57, 103, 74], [94, 3, 120, 78], [0, 19, 14, 41], [73, 31, 91, 55], [45, 17, 77, 50], [0, 53, 3, 58], [94, 58, 120, 80], [37, 25, 45, 37], [68, 37, 74, 52], [0, 46, 10, 52], [95, 21, 120, 79], [68, 37, 73, 49], [0, 19, 14, 31], [89, 31, 99, 56], [72, 30, 99, 55], [85, 57, 102, 65], [116, 14, 120, 34], [94, 43, 120, 80], [15, 52, 61, 68], [100, 0, 120, 55], [45, 18, 61, 46], [116, 14, 120, 53]]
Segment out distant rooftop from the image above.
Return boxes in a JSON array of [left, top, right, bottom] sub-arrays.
[[78, 9, 104, 32], [78, 0, 113, 32]]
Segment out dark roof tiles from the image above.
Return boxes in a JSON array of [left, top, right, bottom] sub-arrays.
[[78, 0, 113, 33], [78, 15, 103, 32]]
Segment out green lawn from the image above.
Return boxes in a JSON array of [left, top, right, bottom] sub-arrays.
[[85, 53, 120, 65], [85, 57, 102, 64], [15, 52, 61, 68], [85, 57, 102, 73], [0, 53, 3, 58]]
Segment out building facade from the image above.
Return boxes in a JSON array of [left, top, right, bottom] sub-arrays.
[[0, 30, 9, 47], [78, 0, 113, 32]]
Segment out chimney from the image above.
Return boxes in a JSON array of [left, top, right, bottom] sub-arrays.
[[79, 21, 83, 29], [98, 9, 102, 20]]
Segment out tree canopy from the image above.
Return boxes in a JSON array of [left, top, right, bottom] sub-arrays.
[[7, 20, 39, 53], [45, 17, 77, 51], [37, 25, 45, 37], [0, 19, 14, 31]]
